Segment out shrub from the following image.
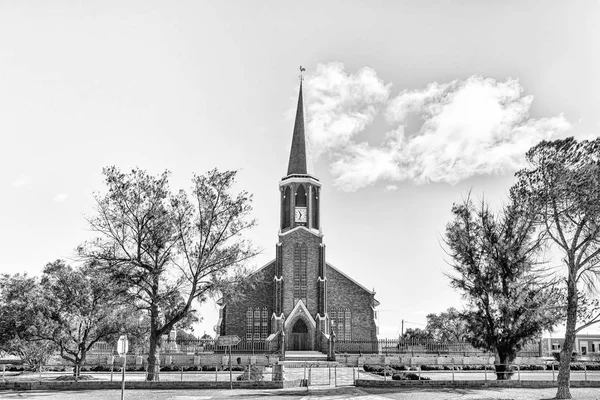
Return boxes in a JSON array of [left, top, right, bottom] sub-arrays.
[[552, 351, 578, 362], [236, 366, 264, 381], [391, 372, 430, 381]]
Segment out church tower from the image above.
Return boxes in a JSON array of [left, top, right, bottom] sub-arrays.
[[216, 71, 379, 354], [273, 78, 328, 351]]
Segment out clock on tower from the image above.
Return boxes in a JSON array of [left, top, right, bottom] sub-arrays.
[[295, 207, 307, 223]]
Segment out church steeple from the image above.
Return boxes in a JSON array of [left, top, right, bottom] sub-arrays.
[[280, 68, 321, 233], [286, 80, 308, 176]]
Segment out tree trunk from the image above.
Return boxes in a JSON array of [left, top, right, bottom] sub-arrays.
[[73, 359, 81, 378], [146, 332, 161, 381], [494, 350, 515, 380], [556, 275, 578, 399]]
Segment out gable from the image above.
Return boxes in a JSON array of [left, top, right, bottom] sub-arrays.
[[326, 262, 373, 296]]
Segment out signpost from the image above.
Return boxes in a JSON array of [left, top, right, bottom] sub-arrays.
[[117, 334, 128, 400], [217, 335, 240, 389]]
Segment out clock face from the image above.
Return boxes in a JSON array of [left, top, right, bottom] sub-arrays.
[[295, 207, 307, 223]]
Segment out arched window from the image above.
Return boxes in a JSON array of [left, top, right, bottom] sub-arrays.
[[295, 184, 307, 207], [293, 243, 308, 304], [312, 187, 319, 229], [282, 186, 291, 229]]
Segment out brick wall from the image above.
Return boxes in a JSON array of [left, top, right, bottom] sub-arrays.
[[279, 228, 323, 316], [223, 262, 275, 338], [326, 264, 377, 342]]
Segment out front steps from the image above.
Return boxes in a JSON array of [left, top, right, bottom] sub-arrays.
[[282, 351, 330, 363]]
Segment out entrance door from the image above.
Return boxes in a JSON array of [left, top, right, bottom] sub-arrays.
[[291, 319, 309, 350]]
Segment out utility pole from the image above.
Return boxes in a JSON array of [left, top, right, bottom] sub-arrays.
[[401, 319, 404, 337]]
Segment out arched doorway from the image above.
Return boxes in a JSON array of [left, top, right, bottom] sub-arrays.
[[291, 319, 309, 350]]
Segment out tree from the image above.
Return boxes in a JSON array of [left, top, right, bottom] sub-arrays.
[[0, 273, 56, 367], [444, 197, 561, 380], [425, 308, 468, 342], [0, 261, 136, 375], [512, 137, 600, 398], [79, 167, 257, 381], [40, 261, 141, 375], [175, 330, 198, 343], [400, 328, 433, 341]]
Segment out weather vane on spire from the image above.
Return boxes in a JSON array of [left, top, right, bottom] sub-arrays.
[[299, 65, 306, 82]]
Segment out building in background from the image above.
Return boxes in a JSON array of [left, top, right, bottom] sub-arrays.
[[544, 333, 600, 356]]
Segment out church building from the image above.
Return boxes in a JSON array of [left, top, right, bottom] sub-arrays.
[[216, 78, 379, 353]]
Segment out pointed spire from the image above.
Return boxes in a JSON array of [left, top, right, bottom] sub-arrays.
[[287, 69, 309, 176]]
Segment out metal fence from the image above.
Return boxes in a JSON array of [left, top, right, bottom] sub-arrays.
[[334, 339, 542, 357], [4, 362, 600, 386], [90, 339, 275, 355]]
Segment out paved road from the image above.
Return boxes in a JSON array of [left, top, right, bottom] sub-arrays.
[[2, 386, 600, 400]]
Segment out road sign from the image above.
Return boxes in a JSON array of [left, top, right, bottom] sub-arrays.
[[217, 335, 240, 346], [117, 335, 128, 356]]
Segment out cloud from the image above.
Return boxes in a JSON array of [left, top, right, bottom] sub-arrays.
[[304, 62, 391, 157], [54, 193, 68, 202], [384, 185, 398, 192], [11, 175, 30, 187], [304, 64, 573, 191]]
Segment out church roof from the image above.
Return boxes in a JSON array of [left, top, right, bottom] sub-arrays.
[[286, 82, 310, 176]]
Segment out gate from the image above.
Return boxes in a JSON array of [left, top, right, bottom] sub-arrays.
[[305, 364, 356, 387]]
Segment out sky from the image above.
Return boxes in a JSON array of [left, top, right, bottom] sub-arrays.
[[1, 0, 599, 338]]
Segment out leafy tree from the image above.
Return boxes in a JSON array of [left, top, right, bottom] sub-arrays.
[[176, 330, 198, 343], [0, 273, 56, 366], [79, 167, 256, 381], [40, 261, 137, 375], [425, 307, 468, 342], [512, 137, 600, 398], [400, 328, 433, 341], [444, 197, 561, 380], [0, 261, 136, 375]]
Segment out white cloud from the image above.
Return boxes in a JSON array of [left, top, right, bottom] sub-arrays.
[[304, 63, 391, 157], [11, 175, 30, 187], [384, 185, 398, 192], [54, 193, 68, 202], [304, 66, 573, 191]]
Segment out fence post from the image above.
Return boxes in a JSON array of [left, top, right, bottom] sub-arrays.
[[111, 364, 114, 382], [517, 365, 520, 381], [304, 364, 306, 382], [418, 366, 421, 380], [584, 363, 587, 382], [329, 364, 331, 385], [484, 365, 487, 381], [2, 364, 5, 381], [215, 365, 218, 382], [180, 366, 183, 382], [452, 365, 455, 382], [335, 365, 337, 386], [308, 365, 311, 386], [552, 363, 555, 382]]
